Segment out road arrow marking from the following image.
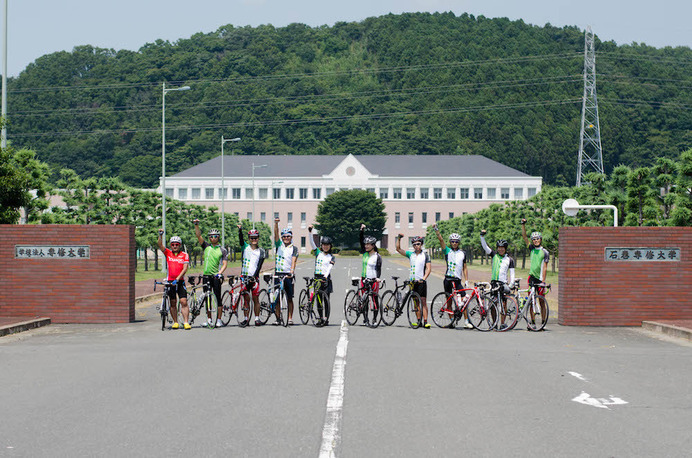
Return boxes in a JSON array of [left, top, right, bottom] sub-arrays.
[[568, 371, 587, 381], [572, 391, 628, 409]]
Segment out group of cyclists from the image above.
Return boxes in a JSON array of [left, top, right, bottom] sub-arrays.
[[157, 217, 549, 330]]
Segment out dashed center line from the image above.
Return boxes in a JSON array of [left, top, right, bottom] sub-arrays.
[[319, 320, 349, 458]]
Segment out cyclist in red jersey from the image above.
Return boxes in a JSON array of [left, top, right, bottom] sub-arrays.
[[157, 230, 191, 330]]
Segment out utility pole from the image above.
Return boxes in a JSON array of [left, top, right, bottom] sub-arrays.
[[576, 26, 604, 186]]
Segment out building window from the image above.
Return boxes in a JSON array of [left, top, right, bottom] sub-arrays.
[[205, 188, 214, 200], [299, 188, 308, 199], [326, 188, 335, 196], [420, 188, 429, 199], [287, 212, 293, 224], [273, 188, 281, 199], [433, 188, 442, 199], [458, 188, 468, 199], [435, 212, 441, 222], [514, 188, 523, 199], [313, 188, 322, 199], [247, 212, 252, 221], [246, 188, 254, 199], [274, 212, 279, 220], [446, 188, 455, 199], [165, 188, 174, 198], [408, 212, 414, 226], [234, 212, 239, 217], [474, 188, 483, 199], [393, 188, 402, 199], [218, 188, 228, 199], [487, 188, 496, 199], [422, 212, 427, 224], [528, 188, 537, 198], [285, 188, 295, 199], [232, 188, 241, 199], [366, 188, 375, 194], [301, 236, 306, 248], [395, 212, 400, 223], [259, 188, 268, 199], [449, 212, 454, 219], [380, 189, 389, 199], [178, 188, 187, 200], [406, 188, 415, 199], [191, 188, 201, 199], [501, 188, 510, 199], [301, 212, 306, 227], [260, 212, 266, 222]]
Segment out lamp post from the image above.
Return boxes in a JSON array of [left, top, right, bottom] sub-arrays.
[[220, 136, 241, 247], [251, 163, 267, 229], [161, 82, 190, 266], [562, 198, 618, 227]]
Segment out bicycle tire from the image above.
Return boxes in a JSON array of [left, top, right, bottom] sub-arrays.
[[205, 293, 219, 328], [160, 295, 170, 331], [467, 295, 496, 331], [236, 291, 252, 327], [379, 290, 398, 326], [310, 291, 328, 327], [280, 290, 290, 327], [526, 295, 549, 331], [366, 295, 381, 328], [257, 289, 272, 325], [298, 289, 310, 325], [508, 295, 523, 331], [406, 291, 423, 329], [344, 290, 360, 326], [430, 292, 455, 328], [496, 295, 519, 331], [220, 291, 233, 326]]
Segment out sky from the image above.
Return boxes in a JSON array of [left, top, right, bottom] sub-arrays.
[[3, 0, 691, 77]]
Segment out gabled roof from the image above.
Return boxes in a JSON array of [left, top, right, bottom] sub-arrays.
[[170, 154, 531, 179]]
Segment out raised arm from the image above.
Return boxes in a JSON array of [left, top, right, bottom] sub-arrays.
[[157, 229, 166, 253], [433, 223, 446, 251], [521, 218, 529, 247], [238, 223, 245, 247], [274, 218, 280, 244], [480, 230, 492, 255], [395, 233, 407, 257], [308, 225, 318, 251], [359, 224, 365, 253], [193, 219, 204, 245]]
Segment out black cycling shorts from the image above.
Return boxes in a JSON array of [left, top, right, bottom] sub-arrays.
[[443, 277, 465, 297], [166, 282, 188, 300], [274, 274, 295, 299], [412, 280, 427, 298], [203, 275, 223, 303]]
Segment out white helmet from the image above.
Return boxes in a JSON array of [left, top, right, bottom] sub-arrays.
[[170, 236, 182, 245], [449, 233, 461, 242]]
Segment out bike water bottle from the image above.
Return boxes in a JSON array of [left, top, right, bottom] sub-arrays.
[[456, 293, 462, 307], [309, 291, 314, 301], [396, 291, 402, 303]]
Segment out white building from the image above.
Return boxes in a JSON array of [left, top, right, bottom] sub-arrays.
[[161, 154, 542, 250]]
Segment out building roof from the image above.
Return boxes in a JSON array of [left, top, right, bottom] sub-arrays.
[[170, 154, 531, 179]]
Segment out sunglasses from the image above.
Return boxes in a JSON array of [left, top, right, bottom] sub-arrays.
[[249, 236, 259, 240], [210, 235, 219, 238], [171, 243, 181, 246], [450, 240, 459, 243], [413, 243, 422, 247]]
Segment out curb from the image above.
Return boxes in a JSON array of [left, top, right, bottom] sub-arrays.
[[0, 317, 51, 337], [642, 321, 692, 342]]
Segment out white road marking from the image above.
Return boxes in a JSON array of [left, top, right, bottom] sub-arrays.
[[319, 320, 349, 458], [568, 371, 588, 381], [572, 391, 628, 409]]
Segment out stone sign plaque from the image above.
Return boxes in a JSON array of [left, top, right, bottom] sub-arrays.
[[604, 247, 680, 262], [15, 245, 91, 259]]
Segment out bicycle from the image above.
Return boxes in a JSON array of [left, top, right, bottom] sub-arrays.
[[298, 277, 330, 327], [220, 275, 253, 327], [430, 282, 496, 331], [485, 280, 519, 332], [187, 274, 221, 328], [379, 276, 423, 329], [511, 280, 551, 331], [262, 273, 291, 327], [344, 277, 382, 328], [153, 279, 181, 331]]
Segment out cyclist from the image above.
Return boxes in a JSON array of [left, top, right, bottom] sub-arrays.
[[238, 224, 267, 327], [156, 230, 191, 330], [480, 230, 516, 330], [521, 218, 549, 326], [307, 225, 336, 326], [359, 223, 382, 326], [396, 234, 431, 328], [274, 217, 299, 325], [194, 220, 228, 328], [433, 223, 472, 329]]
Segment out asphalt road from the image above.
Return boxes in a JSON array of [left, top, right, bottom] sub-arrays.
[[1, 256, 691, 457]]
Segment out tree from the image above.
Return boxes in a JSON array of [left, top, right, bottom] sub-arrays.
[[10, 149, 52, 223], [670, 148, 692, 226], [0, 146, 30, 224], [315, 189, 386, 248]]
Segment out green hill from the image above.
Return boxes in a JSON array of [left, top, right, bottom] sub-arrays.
[[6, 12, 691, 187]]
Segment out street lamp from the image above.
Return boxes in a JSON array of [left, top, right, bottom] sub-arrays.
[[251, 163, 267, 229], [161, 82, 190, 265], [220, 136, 241, 247], [562, 198, 619, 227]]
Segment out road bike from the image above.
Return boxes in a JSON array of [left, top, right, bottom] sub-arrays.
[[153, 279, 181, 331], [262, 273, 291, 327], [298, 276, 330, 327], [430, 282, 496, 331], [344, 277, 382, 328], [187, 274, 220, 328], [485, 280, 518, 332], [379, 276, 423, 329], [220, 275, 254, 327], [511, 280, 551, 331]]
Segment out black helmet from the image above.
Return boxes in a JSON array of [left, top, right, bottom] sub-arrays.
[[496, 239, 509, 248], [363, 235, 377, 245], [412, 236, 424, 245], [320, 236, 332, 245]]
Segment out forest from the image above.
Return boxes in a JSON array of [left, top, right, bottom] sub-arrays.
[[4, 12, 690, 187]]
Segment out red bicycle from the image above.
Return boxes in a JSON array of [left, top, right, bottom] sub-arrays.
[[220, 275, 254, 327], [430, 282, 498, 331]]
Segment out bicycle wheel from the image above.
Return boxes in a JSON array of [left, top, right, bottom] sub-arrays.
[[220, 291, 233, 326], [366, 295, 381, 328], [257, 289, 272, 325], [344, 291, 360, 326], [406, 291, 423, 329], [379, 291, 398, 326], [497, 295, 519, 331], [526, 295, 550, 331], [467, 295, 496, 331], [205, 293, 219, 327], [508, 295, 523, 331], [280, 291, 290, 327], [160, 296, 170, 331], [298, 289, 310, 325], [430, 292, 455, 328], [310, 291, 328, 327], [235, 292, 252, 327]]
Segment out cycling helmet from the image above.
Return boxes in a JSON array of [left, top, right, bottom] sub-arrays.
[[208, 229, 220, 237], [320, 236, 333, 245], [280, 228, 293, 237], [449, 233, 461, 242], [248, 229, 260, 238], [363, 235, 377, 245], [531, 231, 542, 240], [412, 236, 424, 245], [170, 236, 182, 245], [496, 239, 509, 248]]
